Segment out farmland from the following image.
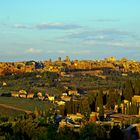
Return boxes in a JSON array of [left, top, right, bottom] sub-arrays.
[[0, 97, 52, 118]]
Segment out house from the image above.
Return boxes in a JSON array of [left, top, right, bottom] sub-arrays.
[[37, 92, 43, 97], [37, 92, 44, 100], [19, 90, 27, 98], [122, 73, 128, 76], [89, 112, 97, 122], [59, 113, 83, 131], [19, 90, 27, 94], [27, 93, 34, 99], [68, 90, 79, 96], [132, 95, 140, 103], [62, 93, 68, 96], [19, 93, 27, 98], [2, 82, 7, 86], [25, 65, 34, 72], [45, 93, 55, 102], [11, 91, 19, 97], [123, 99, 129, 105], [48, 96, 55, 102], [61, 95, 71, 102], [132, 95, 140, 115], [56, 101, 65, 106], [67, 113, 83, 121]]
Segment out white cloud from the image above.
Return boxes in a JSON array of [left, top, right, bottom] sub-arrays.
[[57, 50, 66, 54], [92, 18, 120, 22], [107, 42, 128, 47], [14, 24, 31, 29], [12, 22, 82, 30], [26, 48, 42, 54], [35, 22, 82, 30]]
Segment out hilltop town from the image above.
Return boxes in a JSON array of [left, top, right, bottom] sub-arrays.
[[0, 56, 140, 140], [0, 56, 140, 75]]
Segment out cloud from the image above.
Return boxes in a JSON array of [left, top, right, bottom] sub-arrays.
[[26, 48, 42, 54], [92, 19, 120, 22], [68, 29, 133, 41], [83, 40, 128, 47], [107, 42, 128, 47], [36, 22, 82, 30], [65, 29, 139, 46], [13, 22, 82, 30], [13, 24, 31, 29], [57, 50, 66, 54]]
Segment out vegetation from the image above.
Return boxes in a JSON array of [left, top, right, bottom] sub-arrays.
[[96, 90, 104, 121], [123, 79, 134, 101], [0, 113, 109, 140], [0, 97, 52, 118], [0, 64, 140, 139]]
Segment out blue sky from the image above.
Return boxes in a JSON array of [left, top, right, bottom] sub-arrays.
[[0, 0, 140, 61]]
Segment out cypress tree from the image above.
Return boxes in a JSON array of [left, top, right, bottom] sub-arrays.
[[96, 89, 104, 121], [123, 79, 134, 101], [134, 79, 140, 95]]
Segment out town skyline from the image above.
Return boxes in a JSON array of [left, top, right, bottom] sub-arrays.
[[0, 0, 140, 61]]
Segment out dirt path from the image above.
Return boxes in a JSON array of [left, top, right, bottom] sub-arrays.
[[0, 103, 32, 114]]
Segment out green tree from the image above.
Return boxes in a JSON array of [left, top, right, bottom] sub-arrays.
[[126, 102, 138, 115], [46, 124, 58, 140], [79, 123, 107, 140], [57, 126, 79, 140], [106, 89, 120, 110], [80, 97, 91, 121], [96, 90, 104, 121], [9, 119, 39, 140], [88, 93, 96, 112], [134, 79, 140, 95], [123, 79, 134, 101], [96, 90, 103, 110]]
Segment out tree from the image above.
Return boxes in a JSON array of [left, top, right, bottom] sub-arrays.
[[134, 79, 140, 95], [88, 94, 96, 112], [58, 126, 79, 140], [9, 119, 39, 140], [110, 125, 124, 140], [79, 123, 96, 140], [126, 102, 138, 115], [96, 90, 103, 110], [123, 79, 134, 101], [79, 123, 107, 140], [106, 89, 120, 110], [80, 97, 91, 121], [65, 98, 80, 114], [96, 90, 104, 121], [99, 104, 104, 121]]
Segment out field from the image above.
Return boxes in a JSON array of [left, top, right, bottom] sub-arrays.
[[0, 97, 52, 117], [0, 105, 25, 118]]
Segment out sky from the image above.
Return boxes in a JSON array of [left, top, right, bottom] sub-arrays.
[[0, 0, 140, 61]]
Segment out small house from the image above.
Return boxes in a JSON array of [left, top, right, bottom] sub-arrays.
[[19, 93, 27, 98], [27, 93, 34, 99], [11, 91, 19, 97], [56, 101, 65, 106], [68, 90, 78, 96], [61, 95, 71, 102], [19, 90, 27, 98]]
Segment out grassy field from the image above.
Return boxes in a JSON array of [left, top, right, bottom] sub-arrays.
[[0, 97, 52, 117], [0, 105, 25, 118]]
